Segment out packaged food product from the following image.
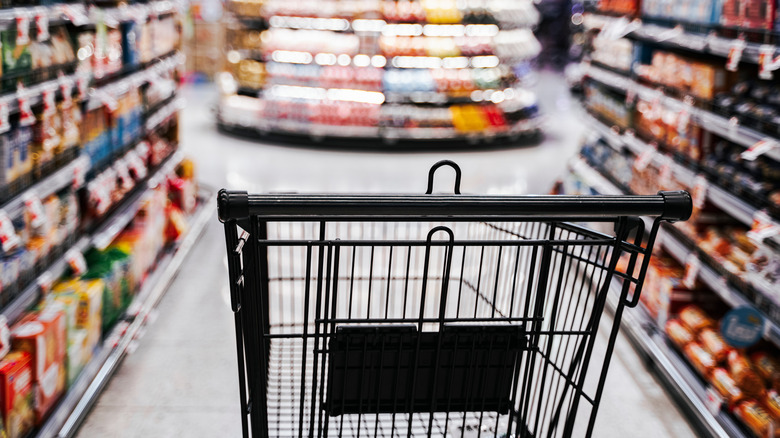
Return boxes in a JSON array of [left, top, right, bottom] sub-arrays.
[[679, 305, 714, 334], [700, 328, 732, 362], [734, 399, 780, 437], [11, 308, 66, 424], [684, 342, 716, 377], [752, 352, 780, 388], [665, 319, 694, 349], [712, 367, 745, 405], [765, 389, 780, 419], [0, 352, 34, 438], [728, 350, 766, 397], [53, 279, 103, 355]]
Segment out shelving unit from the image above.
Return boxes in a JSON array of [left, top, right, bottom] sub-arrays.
[[38, 186, 212, 438], [216, 0, 545, 145], [569, 158, 747, 438], [0, 1, 200, 436], [569, 5, 780, 435]]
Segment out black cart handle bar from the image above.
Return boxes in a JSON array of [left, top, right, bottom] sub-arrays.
[[218, 190, 692, 223]]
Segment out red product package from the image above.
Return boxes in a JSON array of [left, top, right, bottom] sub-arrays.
[[721, 0, 744, 27], [0, 352, 34, 438], [742, 0, 775, 29], [11, 308, 66, 424]]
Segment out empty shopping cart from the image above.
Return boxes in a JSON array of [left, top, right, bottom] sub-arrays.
[[218, 161, 691, 438]]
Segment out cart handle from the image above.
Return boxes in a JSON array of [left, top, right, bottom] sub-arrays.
[[217, 190, 692, 222], [426, 160, 461, 195]]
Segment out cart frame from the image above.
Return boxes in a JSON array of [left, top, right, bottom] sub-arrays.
[[218, 161, 691, 438]]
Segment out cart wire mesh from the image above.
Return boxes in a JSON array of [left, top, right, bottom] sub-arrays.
[[219, 162, 691, 438]]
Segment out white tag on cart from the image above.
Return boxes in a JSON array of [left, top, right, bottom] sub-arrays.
[[634, 148, 655, 172], [0, 102, 10, 134], [16, 13, 30, 46], [692, 175, 708, 209], [35, 12, 49, 42], [683, 253, 701, 289], [742, 138, 780, 161], [727, 39, 746, 72]]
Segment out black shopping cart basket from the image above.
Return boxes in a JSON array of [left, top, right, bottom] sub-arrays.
[[218, 161, 692, 438]]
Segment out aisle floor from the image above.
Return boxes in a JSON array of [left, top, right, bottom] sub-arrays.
[[76, 72, 696, 437]]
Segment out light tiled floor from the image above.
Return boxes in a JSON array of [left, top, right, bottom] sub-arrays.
[[76, 72, 695, 437]]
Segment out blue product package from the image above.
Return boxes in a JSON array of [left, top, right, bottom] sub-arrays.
[[121, 22, 141, 68]]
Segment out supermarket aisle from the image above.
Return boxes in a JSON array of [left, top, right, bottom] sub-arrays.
[[77, 72, 695, 437]]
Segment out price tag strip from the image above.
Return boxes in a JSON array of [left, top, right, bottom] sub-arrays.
[[0, 210, 21, 253], [748, 210, 780, 243], [35, 9, 49, 42], [0, 101, 10, 134], [759, 45, 780, 80], [65, 248, 87, 276], [23, 192, 48, 230], [742, 138, 780, 161], [683, 253, 701, 289], [692, 175, 709, 210], [633, 147, 656, 172], [727, 38, 747, 72]]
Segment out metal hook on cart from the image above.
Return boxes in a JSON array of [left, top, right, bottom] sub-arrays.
[[426, 160, 462, 195], [418, 226, 455, 329]]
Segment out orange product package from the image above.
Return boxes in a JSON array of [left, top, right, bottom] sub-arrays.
[[728, 350, 766, 398], [700, 328, 733, 362], [711, 367, 745, 406], [665, 319, 694, 349], [734, 399, 780, 438], [752, 352, 780, 388], [0, 352, 34, 438], [679, 305, 715, 334], [684, 342, 716, 377], [765, 390, 780, 419], [11, 308, 66, 424]]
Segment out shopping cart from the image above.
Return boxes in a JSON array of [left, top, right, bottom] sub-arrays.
[[218, 161, 692, 438]]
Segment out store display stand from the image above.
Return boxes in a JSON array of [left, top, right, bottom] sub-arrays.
[[216, 0, 546, 146]]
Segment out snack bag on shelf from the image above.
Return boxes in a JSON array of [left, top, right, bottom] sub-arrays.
[[10, 308, 66, 424], [733, 399, 780, 437], [53, 278, 103, 360], [0, 352, 34, 438], [1, 30, 32, 90], [44, 295, 87, 387]]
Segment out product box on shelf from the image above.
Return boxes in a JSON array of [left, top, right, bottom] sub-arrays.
[[0, 118, 33, 193], [11, 308, 67, 425], [46, 294, 89, 387], [721, 0, 777, 29], [52, 279, 104, 361], [640, 255, 707, 325], [0, 352, 33, 438]]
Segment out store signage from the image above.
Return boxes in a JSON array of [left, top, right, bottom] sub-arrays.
[[721, 307, 765, 348]]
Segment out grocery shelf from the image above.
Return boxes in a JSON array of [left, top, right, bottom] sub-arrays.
[[572, 156, 780, 349], [659, 227, 780, 348], [603, 280, 742, 438], [0, 0, 181, 27], [145, 97, 183, 132], [218, 104, 543, 144], [0, 155, 90, 219], [583, 63, 780, 162], [38, 186, 213, 438], [88, 53, 183, 111], [91, 151, 183, 250], [0, 236, 91, 326], [584, 12, 775, 64], [569, 157, 623, 195], [583, 111, 778, 229], [0, 149, 183, 328]]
